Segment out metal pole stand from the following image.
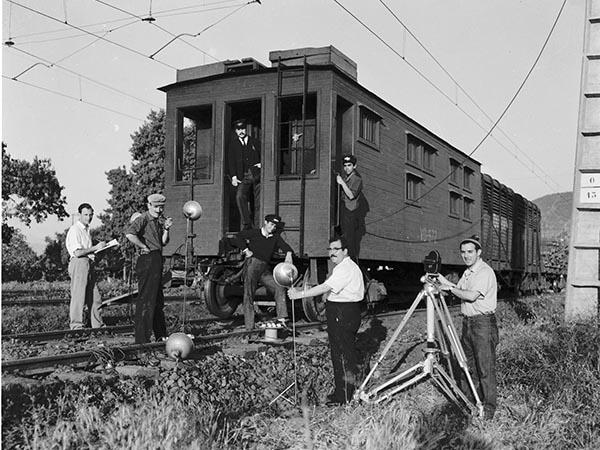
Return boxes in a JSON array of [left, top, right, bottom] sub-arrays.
[[354, 275, 484, 418]]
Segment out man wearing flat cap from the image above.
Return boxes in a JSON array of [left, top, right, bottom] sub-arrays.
[[228, 119, 261, 230], [232, 214, 294, 330], [125, 193, 173, 344], [336, 154, 365, 260], [437, 235, 499, 420]]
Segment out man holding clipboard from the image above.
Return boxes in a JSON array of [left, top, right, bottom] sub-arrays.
[[65, 203, 110, 330]]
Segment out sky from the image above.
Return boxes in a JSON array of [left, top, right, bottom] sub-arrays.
[[2, 0, 586, 253]]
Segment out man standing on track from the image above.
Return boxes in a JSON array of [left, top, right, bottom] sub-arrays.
[[438, 235, 499, 420], [65, 203, 106, 330], [288, 236, 364, 405], [125, 193, 173, 344]]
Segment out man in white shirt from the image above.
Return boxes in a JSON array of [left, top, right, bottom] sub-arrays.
[[65, 203, 106, 329], [288, 236, 365, 405]]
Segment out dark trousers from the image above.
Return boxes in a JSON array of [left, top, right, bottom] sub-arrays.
[[326, 301, 361, 402], [340, 207, 362, 260], [243, 257, 288, 330], [461, 314, 499, 415], [135, 251, 167, 344], [236, 171, 260, 230]]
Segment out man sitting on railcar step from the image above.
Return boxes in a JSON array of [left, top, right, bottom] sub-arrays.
[[232, 214, 294, 330]]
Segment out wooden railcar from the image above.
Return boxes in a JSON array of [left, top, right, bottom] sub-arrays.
[[159, 46, 544, 320]]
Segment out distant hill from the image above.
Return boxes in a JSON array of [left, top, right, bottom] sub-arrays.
[[533, 191, 572, 242]]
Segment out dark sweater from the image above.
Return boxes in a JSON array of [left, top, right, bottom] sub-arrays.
[[233, 229, 293, 263]]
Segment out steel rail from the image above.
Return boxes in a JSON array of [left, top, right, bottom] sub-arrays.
[[1, 321, 328, 375], [1, 295, 202, 307], [2, 316, 243, 343]]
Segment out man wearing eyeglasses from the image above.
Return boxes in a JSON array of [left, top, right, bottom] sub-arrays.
[[336, 154, 364, 260], [288, 236, 364, 406]]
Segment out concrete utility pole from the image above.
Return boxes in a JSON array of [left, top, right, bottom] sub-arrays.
[[565, 0, 600, 320]]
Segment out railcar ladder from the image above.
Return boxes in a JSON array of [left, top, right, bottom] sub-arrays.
[[274, 56, 309, 255], [566, 0, 600, 320]]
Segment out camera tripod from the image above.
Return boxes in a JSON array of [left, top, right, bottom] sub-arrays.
[[355, 275, 483, 418]]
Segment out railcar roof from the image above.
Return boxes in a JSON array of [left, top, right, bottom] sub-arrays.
[[159, 63, 481, 167]]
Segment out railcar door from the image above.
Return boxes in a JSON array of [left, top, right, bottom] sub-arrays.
[[224, 100, 262, 233]]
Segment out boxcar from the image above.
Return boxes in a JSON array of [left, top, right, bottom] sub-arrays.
[[159, 46, 544, 321]]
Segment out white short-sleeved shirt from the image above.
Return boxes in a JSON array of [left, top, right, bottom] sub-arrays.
[[457, 259, 497, 316], [65, 221, 94, 260], [325, 256, 364, 303]]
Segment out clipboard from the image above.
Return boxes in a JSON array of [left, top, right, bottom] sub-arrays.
[[94, 238, 119, 254]]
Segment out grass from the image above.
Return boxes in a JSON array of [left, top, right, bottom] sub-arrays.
[[2, 292, 600, 449]]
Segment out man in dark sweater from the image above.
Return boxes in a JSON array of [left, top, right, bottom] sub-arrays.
[[233, 214, 294, 330]]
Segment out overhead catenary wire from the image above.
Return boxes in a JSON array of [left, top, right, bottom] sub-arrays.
[[2, 75, 146, 121], [8, 46, 161, 109], [7, 0, 177, 70], [149, 0, 259, 59], [329, 0, 569, 232], [332, 0, 567, 201], [9, 0, 243, 41], [94, 0, 219, 63], [378, 0, 562, 194]]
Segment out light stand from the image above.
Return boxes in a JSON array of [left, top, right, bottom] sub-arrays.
[[269, 263, 302, 406], [180, 201, 202, 332], [354, 275, 484, 418]]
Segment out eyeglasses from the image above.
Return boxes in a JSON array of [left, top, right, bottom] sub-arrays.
[[327, 247, 342, 251]]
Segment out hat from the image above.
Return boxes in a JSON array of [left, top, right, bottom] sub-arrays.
[[264, 214, 282, 224], [232, 118, 247, 129], [460, 235, 481, 249], [147, 193, 166, 206], [343, 154, 357, 165]]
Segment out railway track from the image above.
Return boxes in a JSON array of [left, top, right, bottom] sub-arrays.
[[2, 316, 242, 343], [1, 305, 460, 376], [1, 295, 200, 307], [1, 320, 328, 376]]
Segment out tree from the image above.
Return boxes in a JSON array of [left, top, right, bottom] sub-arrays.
[[98, 110, 166, 279], [2, 142, 68, 244], [2, 229, 42, 281], [40, 230, 70, 282]]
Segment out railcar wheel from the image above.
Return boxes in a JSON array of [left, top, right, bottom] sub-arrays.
[[302, 295, 327, 323], [204, 265, 242, 319]]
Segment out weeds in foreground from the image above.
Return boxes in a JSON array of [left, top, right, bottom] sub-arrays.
[[3, 293, 600, 449]]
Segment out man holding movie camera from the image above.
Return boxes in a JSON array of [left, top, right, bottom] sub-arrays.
[[437, 235, 498, 420]]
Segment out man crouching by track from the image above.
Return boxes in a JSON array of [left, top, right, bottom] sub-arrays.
[[437, 235, 498, 420], [232, 214, 294, 331], [288, 236, 364, 406]]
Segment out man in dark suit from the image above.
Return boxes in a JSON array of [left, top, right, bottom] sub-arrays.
[[228, 119, 261, 230]]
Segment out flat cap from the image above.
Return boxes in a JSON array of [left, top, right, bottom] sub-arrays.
[[343, 154, 357, 165], [147, 193, 166, 205], [264, 214, 282, 224]]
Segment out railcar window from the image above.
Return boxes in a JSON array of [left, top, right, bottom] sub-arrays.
[[463, 167, 474, 190], [449, 159, 461, 185], [423, 146, 436, 172], [278, 94, 317, 175], [359, 106, 380, 147], [406, 173, 423, 202], [406, 134, 436, 173], [407, 135, 421, 165], [463, 197, 473, 220], [175, 106, 213, 183], [449, 191, 462, 217]]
